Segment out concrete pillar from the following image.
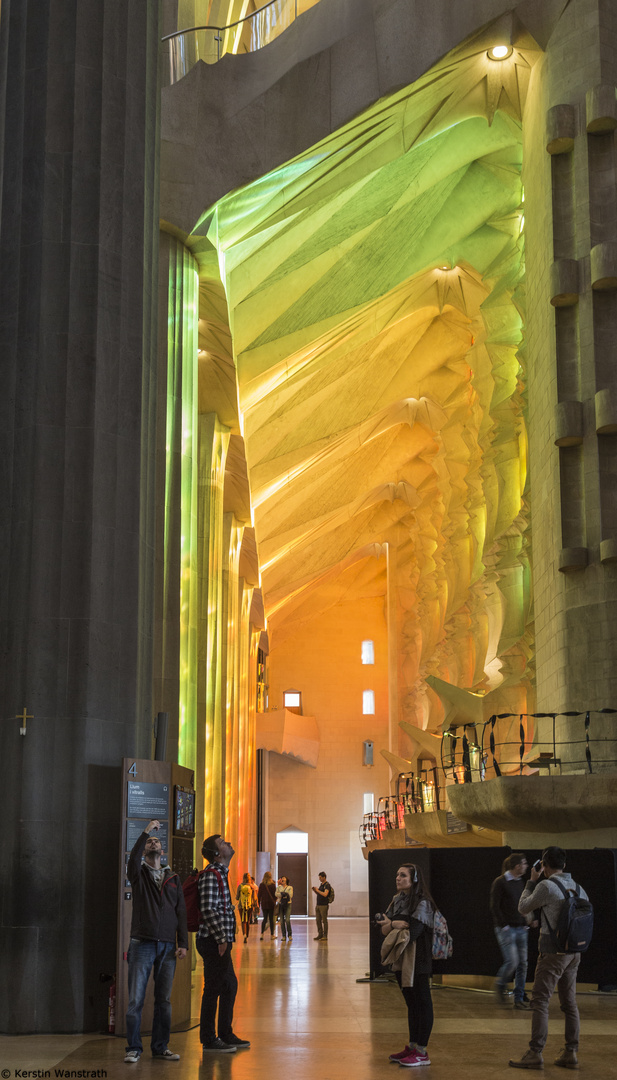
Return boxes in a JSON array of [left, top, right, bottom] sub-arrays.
[[198, 414, 230, 838], [0, 0, 160, 1032], [523, 0, 617, 764]]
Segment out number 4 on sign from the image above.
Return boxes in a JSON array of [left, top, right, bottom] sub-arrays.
[[128, 762, 137, 777], [16, 708, 33, 736]]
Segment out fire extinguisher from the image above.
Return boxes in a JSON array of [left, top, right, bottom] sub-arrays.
[[108, 979, 116, 1034]]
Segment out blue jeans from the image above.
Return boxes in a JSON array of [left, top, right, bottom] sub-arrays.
[[495, 925, 529, 1002], [125, 938, 177, 1055], [280, 906, 292, 938]]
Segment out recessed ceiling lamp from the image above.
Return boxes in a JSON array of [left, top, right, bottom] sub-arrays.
[[487, 44, 512, 60]]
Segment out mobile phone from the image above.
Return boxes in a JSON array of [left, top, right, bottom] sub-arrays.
[[533, 860, 542, 872]]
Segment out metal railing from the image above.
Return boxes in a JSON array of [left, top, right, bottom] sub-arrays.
[[358, 709, 617, 846], [441, 709, 617, 781], [162, 0, 310, 85], [482, 709, 617, 776], [358, 771, 442, 846]]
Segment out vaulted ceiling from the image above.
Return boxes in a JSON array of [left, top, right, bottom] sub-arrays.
[[194, 22, 539, 727]]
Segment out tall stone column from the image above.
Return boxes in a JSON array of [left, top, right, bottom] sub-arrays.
[[197, 413, 230, 839], [0, 0, 160, 1032], [524, 0, 617, 765], [153, 233, 199, 771]]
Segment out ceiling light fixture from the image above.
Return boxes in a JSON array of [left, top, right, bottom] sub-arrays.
[[488, 44, 512, 60]]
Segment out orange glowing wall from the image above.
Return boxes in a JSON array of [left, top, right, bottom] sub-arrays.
[[266, 591, 391, 914]]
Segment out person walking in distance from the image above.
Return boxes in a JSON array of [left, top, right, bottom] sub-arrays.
[[312, 871, 332, 940], [276, 876, 293, 941], [124, 820, 187, 1063], [491, 853, 534, 1009], [258, 871, 277, 939], [509, 846, 590, 1071], [236, 872, 254, 944], [197, 835, 250, 1055]]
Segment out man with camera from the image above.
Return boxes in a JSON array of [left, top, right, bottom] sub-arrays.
[[124, 820, 188, 1063], [508, 846, 589, 1071]]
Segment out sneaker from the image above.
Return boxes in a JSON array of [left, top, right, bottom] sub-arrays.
[[495, 984, 510, 1007], [202, 1039, 237, 1054], [124, 1051, 140, 1063], [508, 1049, 544, 1070], [514, 1000, 531, 1010], [554, 1048, 579, 1070], [152, 1050, 180, 1060], [220, 1034, 250, 1048], [389, 1045, 413, 1062], [399, 1049, 431, 1067]]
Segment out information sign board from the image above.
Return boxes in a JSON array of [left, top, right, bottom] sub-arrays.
[[127, 780, 169, 819], [126, 818, 169, 855]]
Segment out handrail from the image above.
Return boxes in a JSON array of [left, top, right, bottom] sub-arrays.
[[161, 0, 294, 42], [161, 0, 306, 82]]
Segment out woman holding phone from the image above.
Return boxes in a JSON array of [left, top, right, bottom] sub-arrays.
[[377, 863, 436, 1068]]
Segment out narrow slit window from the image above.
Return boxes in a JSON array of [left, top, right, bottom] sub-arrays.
[[361, 640, 375, 664], [362, 690, 375, 715]]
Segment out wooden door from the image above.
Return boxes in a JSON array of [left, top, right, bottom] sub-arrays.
[[277, 853, 308, 915]]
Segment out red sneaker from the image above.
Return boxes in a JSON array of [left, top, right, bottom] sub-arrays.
[[389, 1046, 413, 1062], [399, 1049, 431, 1067]]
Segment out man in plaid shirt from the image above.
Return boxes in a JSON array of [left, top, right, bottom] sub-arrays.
[[196, 834, 251, 1054]]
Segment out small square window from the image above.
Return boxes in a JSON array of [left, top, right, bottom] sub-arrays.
[[284, 690, 301, 709], [361, 640, 375, 664]]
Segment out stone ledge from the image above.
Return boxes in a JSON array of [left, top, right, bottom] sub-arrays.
[[447, 773, 617, 832]]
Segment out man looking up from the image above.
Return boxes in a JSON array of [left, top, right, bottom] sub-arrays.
[[312, 871, 332, 940], [197, 835, 250, 1054], [124, 820, 187, 1063], [490, 853, 533, 1009], [509, 846, 589, 1071]]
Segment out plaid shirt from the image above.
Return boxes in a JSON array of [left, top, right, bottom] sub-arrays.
[[197, 862, 236, 944]]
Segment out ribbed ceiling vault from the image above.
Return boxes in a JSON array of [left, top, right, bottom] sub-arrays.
[[195, 21, 539, 727]]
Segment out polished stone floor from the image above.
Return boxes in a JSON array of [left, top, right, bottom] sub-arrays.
[[1, 920, 615, 1078]]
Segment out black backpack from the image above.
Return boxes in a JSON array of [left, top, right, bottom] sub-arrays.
[[279, 890, 290, 909], [546, 877, 593, 953]]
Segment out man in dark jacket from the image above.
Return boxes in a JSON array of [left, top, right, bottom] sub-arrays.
[[490, 853, 532, 1009], [124, 819, 188, 1063]]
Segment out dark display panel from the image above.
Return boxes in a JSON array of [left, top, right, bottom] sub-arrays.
[[174, 784, 196, 837]]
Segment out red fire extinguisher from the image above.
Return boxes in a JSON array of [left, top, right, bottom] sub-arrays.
[[108, 980, 116, 1034]]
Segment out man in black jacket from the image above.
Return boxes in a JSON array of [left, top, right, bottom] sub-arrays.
[[490, 853, 533, 1009], [124, 819, 188, 1063]]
